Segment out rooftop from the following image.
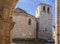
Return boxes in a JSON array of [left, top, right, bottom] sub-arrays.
[[36, 3, 52, 8], [14, 8, 36, 18]]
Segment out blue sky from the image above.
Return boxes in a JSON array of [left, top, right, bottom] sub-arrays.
[[15, 0, 55, 22]]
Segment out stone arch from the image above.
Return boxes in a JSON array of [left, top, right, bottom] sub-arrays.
[[0, 0, 18, 44]]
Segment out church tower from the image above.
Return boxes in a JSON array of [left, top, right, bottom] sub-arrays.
[[36, 3, 52, 40]]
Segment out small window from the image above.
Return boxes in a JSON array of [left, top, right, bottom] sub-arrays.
[[43, 6, 45, 11], [45, 28, 47, 31], [43, 30, 44, 32], [47, 7, 50, 13], [28, 19, 31, 25]]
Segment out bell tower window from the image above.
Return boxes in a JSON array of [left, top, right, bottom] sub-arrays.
[[43, 6, 45, 11], [47, 7, 50, 13]]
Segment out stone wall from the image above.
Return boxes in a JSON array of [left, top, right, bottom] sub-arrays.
[[13, 40, 46, 44], [55, 0, 60, 44], [12, 8, 37, 39], [36, 4, 52, 40]]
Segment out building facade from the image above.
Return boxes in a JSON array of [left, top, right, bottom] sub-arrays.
[[12, 8, 37, 39], [36, 3, 52, 40]]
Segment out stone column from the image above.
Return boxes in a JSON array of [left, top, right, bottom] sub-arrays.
[[55, 0, 60, 44], [0, 20, 14, 44], [0, 0, 18, 44]]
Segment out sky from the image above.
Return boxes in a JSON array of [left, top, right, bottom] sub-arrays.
[[15, 0, 55, 22]]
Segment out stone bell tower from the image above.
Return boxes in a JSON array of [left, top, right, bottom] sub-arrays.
[[55, 0, 60, 44], [0, 0, 18, 44], [36, 3, 52, 40]]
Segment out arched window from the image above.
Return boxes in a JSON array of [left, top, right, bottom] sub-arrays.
[[43, 6, 45, 11], [47, 7, 50, 13], [28, 19, 31, 25]]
